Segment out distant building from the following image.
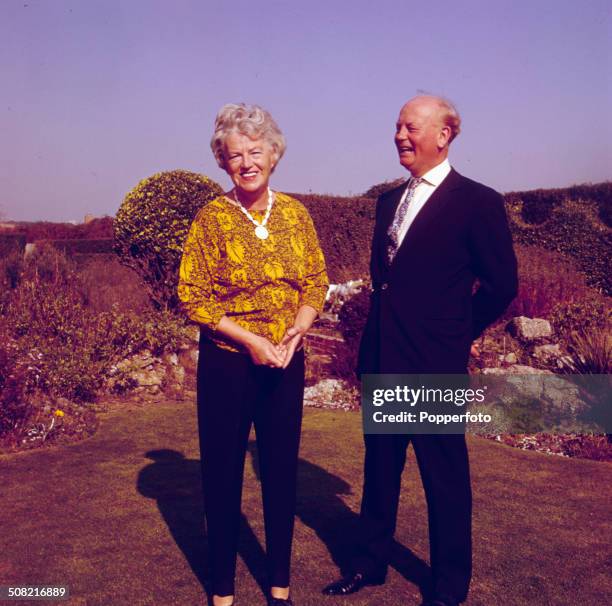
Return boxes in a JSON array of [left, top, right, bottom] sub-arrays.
[[0, 221, 16, 230], [84, 214, 95, 224]]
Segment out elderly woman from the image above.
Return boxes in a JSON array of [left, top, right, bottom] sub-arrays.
[[178, 104, 328, 606]]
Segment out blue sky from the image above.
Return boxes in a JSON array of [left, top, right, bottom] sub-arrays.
[[1, 0, 610, 221]]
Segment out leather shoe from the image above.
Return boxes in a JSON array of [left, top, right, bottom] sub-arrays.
[[322, 572, 385, 595], [420, 598, 458, 606], [267, 597, 293, 605]]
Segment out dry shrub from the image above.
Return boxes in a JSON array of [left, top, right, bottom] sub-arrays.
[[505, 244, 601, 320], [75, 254, 153, 313], [566, 330, 611, 374], [2, 247, 191, 408], [0, 325, 34, 439]]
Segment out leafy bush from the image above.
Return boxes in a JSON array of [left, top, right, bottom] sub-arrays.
[[114, 169, 223, 310], [0, 328, 34, 439], [337, 287, 371, 347], [333, 288, 372, 383], [2, 247, 192, 405], [22, 240, 77, 285]]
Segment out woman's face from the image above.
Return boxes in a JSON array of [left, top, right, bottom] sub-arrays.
[[223, 132, 275, 196]]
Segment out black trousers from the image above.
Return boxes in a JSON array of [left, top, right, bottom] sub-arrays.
[[196, 339, 305, 597], [354, 434, 472, 603]]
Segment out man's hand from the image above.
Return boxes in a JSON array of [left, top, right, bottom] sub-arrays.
[[246, 334, 286, 368], [278, 326, 306, 369]]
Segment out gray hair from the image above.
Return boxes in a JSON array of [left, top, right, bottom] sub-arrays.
[[413, 93, 462, 143], [210, 103, 286, 170]]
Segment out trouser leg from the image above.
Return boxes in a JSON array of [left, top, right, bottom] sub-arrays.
[[197, 343, 255, 597], [412, 434, 472, 603], [254, 350, 305, 589], [353, 433, 411, 577]]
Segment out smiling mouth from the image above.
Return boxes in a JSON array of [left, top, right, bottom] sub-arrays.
[[241, 171, 258, 178], [397, 146, 414, 153]]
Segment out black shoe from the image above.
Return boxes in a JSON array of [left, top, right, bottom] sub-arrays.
[[420, 597, 458, 606], [267, 597, 293, 606], [322, 572, 385, 596]]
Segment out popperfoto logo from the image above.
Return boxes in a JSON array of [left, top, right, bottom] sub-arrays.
[[361, 374, 611, 435]]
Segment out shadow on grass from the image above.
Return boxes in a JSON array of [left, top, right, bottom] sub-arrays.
[[137, 449, 268, 604], [246, 441, 432, 599], [136, 444, 432, 603]]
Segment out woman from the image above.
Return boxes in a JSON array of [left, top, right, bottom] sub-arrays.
[[178, 104, 328, 606]]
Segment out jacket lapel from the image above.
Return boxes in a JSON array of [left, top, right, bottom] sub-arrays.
[[373, 183, 405, 274], [391, 168, 464, 265]]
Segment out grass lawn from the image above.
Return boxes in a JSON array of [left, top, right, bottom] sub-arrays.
[[1, 400, 611, 606]]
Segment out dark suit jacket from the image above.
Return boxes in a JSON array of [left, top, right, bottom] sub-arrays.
[[358, 168, 518, 375]]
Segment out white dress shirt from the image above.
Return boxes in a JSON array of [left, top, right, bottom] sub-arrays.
[[396, 158, 452, 246]]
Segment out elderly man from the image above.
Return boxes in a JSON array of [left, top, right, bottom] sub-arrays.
[[323, 96, 518, 606]]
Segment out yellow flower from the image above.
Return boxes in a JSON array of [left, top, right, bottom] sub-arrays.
[[55, 410, 65, 417]]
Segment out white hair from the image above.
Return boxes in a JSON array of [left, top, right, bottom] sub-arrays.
[[412, 92, 462, 143], [210, 103, 286, 170]]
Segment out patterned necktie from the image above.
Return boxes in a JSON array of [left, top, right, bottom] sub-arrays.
[[387, 177, 422, 263]]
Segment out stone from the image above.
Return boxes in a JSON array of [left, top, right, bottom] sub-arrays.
[[533, 344, 562, 361], [169, 364, 185, 385], [483, 365, 553, 375], [477, 366, 589, 431], [507, 317, 552, 341], [504, 352, 518, 364], [163, 352, 179, 366]]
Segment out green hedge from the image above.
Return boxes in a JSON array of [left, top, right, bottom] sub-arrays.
[[505, 186, 611, 294], [506, 181, 612, 226], [0, 234, 26, 257], [293, 182, 611, 294], [289, 193, 376, 283], [43, 239, 115, 255]]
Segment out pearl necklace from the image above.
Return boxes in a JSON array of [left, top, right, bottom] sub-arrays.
[[232, 187, 274, 239]]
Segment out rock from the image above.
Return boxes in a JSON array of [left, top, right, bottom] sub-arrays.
[[114, 350, 155, 372], [476, 366, 589, 431], [130, 366, 165, 388], [503, 352, 518, 364], [533, 343, 562, 361], [163, 352, 179, 366], [325, 280, 366, 314], [483, 365, 553, 375], [169, 364, 185, 385], [303, 378, 359, 410], [507, 317, 552, 342]]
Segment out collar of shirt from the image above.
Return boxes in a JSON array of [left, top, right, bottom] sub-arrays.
[[417, 158, 451, 188], [394, 158, 452, 245]]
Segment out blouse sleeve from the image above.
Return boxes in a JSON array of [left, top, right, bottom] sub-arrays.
[[299, 209, 329, 313], [177, 211, 226, 331]]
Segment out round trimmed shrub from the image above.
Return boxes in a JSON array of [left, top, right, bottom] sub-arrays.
[[114, 170, 223, 310]]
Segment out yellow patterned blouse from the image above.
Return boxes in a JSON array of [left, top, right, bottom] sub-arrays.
[[178, 192, 329, 353]]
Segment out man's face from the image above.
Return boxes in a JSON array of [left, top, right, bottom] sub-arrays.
[[394, 98, 449, 177]]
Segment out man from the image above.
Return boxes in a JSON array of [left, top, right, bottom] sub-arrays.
[[323, 96, 518, 606]]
